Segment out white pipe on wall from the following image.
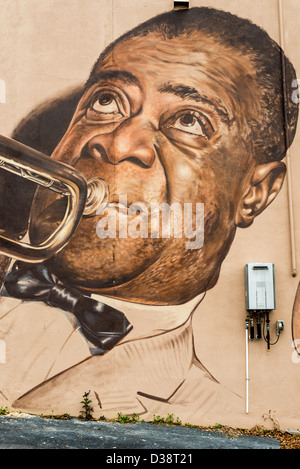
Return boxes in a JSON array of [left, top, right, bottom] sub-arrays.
[[245, 323, 249, 414]]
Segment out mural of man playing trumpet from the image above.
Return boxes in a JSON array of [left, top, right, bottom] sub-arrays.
[[0, 5, 298, 428]]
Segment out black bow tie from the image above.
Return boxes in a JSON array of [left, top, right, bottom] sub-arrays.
[[3, 261, 133, 354]]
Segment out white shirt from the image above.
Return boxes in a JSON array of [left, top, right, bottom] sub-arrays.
[[0, 292, 265, 428]]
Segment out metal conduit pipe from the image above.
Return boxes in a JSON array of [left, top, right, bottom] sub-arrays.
[[245, 319, 249, 414], [278, 0, 297, 277]]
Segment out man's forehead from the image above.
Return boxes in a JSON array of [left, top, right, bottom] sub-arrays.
[[99, 32, 211, 70], [95, 31, 256, 95], [99, 30, 254, 69]]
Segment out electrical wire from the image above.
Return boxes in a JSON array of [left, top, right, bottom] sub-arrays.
[[262, 313, 281, 346]]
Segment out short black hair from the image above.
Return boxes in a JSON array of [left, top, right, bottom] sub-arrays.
[[87, 7, 298, 163]]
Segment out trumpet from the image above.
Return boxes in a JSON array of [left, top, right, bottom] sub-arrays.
[[0, 135, 109, 262]]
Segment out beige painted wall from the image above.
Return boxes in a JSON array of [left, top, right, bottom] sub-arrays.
[[0, 0, 300, 430], [192, 0, 300, 429]]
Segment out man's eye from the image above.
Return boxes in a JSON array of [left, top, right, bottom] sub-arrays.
[[85, 90, 127, 123], [172, 112, 205, 136], [92, 93, 120, 114]]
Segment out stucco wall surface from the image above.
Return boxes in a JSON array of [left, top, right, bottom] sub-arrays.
[[0, 0, 300, 431]]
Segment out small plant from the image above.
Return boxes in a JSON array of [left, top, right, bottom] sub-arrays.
[[165, 413, 174, 425], [117, 413, 131, 424], [167, 414, 182, 426], [213, 423, 222, 429], [0, 406, 8, 416], [184, 422, 197, 428], [79, 391, 94, 421], [151, 413, 182, 426], [117, 412, 140, 424], [152, 414, 167, 425]]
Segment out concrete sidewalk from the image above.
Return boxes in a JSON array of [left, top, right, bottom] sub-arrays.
[[0, 414, 280, 450]]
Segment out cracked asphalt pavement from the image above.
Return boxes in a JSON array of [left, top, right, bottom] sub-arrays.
[[0, 414, 281, 450]]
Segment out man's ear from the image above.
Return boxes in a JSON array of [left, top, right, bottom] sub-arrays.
[[235, 161, 286, 228]]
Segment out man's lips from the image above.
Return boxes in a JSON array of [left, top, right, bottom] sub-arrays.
[[31, 197, 150, 232], [29, 191, 168, 246]]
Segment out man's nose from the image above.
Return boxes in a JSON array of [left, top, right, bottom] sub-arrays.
[[87, 117, 156, 168]]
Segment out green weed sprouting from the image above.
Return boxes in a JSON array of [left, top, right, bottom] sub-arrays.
[[117, 412, 140, 424], [0, 406, 8, 416], [79, 391, 94, 421]]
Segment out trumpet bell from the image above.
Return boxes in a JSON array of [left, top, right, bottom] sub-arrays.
[[0, 135, 87, 263]]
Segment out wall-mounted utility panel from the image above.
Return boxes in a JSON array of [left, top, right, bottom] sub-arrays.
[[245, 263, 275, 311]]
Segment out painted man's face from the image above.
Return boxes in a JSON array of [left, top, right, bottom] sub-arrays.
[[29, 31, 281, 305]]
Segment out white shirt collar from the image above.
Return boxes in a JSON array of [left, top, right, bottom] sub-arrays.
[[91, 291, 206, 342]]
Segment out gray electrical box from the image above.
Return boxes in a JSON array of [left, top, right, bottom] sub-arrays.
[[245, 263, 275, 311]]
